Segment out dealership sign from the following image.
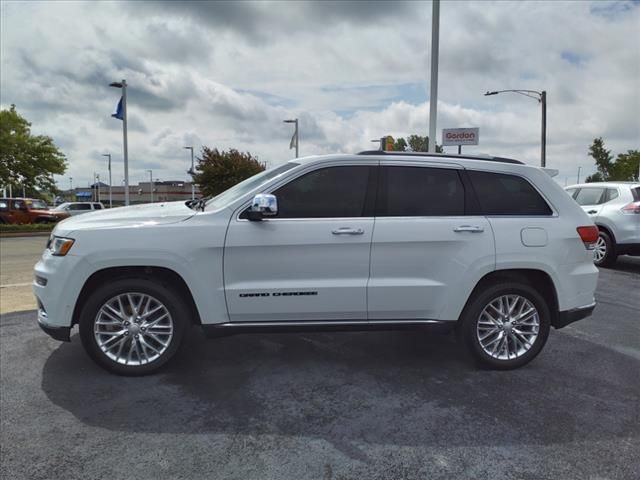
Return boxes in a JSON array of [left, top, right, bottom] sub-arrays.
[[442, 128, 479, 146]]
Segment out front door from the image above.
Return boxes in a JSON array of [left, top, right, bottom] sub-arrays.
[[10, 200, 30, 224], [224, 164, 377, 322], [368, 164, 495, 321]]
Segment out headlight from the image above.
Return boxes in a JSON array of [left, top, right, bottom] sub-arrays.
[[48, 236, 75, 256]]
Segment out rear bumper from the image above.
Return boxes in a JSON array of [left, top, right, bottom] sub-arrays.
[[616, 243, 640, 256], [553, 302, 596, 329]]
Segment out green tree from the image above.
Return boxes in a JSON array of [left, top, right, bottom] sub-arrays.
[[390, 135, 443, 153], [0, 105, 66, 195], [610, 150, 639, 181], [193, 147, 266, 197], [585, 172, 605, 183], [588, 137, 613, 180], [585, 138, 639, 182]]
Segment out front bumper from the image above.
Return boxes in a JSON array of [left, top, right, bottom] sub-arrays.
[[38, 318, 71, 342], [553, 302, 596, 329]]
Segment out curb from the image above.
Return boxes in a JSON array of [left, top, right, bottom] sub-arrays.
[[0, 232, 52, 238]]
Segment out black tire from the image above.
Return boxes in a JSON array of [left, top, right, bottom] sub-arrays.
[[35, 218, 48, 224], [79, 277, 189, 376], [459, 282, 551, 370], [594, 230, 616, 267]]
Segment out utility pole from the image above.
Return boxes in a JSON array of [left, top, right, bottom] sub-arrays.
[[541, 90, 547, 168], [102, 154, 112, 208], [428, 0, 440, 152], [96, 174, 101, 203], [147, 170, 154, 203], [184, 146, 195, 200], [577, 166, 582, 184]]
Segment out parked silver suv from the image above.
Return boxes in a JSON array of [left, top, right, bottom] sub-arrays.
[[565, 182, 640, 266]]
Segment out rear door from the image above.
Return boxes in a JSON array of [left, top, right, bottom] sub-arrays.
[[368, 163, 495, 321], [573, 187, 607, 219]]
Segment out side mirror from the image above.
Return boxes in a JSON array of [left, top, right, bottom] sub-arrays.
[[247, 193, 278, 221]]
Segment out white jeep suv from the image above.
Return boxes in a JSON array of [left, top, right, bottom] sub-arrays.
[[34, 152, 599, 375]]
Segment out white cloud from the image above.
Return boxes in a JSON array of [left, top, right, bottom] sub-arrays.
[[1, 0, 639, 189]]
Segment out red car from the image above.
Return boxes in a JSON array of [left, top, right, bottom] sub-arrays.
[[0, 198, 70, 224]]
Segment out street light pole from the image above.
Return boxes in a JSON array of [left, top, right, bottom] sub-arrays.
[[102, 154, 112, 208], [184, 146, 195, 200], [577, 166, 582, 184], [484, 89, 547, 167], [110, 79, 130, 205], [147, 169, 154, 203], [284, 119, 299, 158]]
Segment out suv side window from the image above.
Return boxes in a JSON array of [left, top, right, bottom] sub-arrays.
[[93, 204, 103, 210], [273, 166, 372, 218], [468, 171, 552, 215], [378, 166, 465, 216], [69, 203, 91, 211], [12, 200, 25, 210], [574, 188, 605, 206], [604, 188, 619, 202], [0, 200, 8, 211]]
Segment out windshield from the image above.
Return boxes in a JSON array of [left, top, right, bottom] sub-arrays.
[[206, 162, 299, 210], [26, 199, 48, 209]]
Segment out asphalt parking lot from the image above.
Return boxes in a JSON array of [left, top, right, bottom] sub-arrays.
[[1, 256, 639, 480]]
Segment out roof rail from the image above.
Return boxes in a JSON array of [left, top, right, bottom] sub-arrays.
[[356, 150, 524, 165]]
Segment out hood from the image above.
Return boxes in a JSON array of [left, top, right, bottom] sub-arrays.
[[55, 201, 197, 233]]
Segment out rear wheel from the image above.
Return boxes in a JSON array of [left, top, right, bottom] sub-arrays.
[[79, 278, 189, 375], [460, 282, 551, 370], [593, 230, 616, 267]]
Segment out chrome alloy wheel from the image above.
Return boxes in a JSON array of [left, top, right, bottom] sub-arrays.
[[593, 235, 607, 263], [476, 295, 540, 361], [94, 293, 174, 366]]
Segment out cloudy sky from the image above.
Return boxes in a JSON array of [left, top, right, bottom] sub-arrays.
[[1, 0, 639, 189]]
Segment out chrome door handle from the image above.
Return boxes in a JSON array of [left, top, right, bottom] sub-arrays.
[[453, 225, 484, 233], [332, 227, 364, 235]]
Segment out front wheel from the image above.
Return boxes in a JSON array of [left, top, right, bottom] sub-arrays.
[[459, 282, 551, 370], [79, 278, 189, 375]]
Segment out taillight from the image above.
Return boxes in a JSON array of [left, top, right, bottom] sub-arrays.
[[621, 201, 640, 214], [576, 226, 599, 249]]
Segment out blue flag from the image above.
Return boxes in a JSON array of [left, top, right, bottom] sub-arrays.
[[111, 97, 123, 120]]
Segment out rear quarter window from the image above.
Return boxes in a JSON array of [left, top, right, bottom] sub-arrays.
[[468, 171, 552, 216]]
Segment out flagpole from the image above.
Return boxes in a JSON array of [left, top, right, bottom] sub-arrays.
[[122, 80, 130, 206], [284, 118, 299, 158]]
